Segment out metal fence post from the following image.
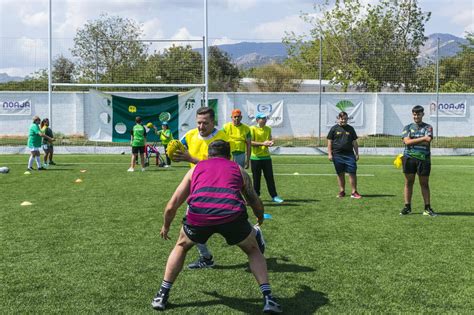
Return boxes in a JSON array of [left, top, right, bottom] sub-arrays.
[[318, 35, 323, 146]]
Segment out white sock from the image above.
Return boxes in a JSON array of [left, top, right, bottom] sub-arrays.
[[28, 156, 34, 168], [35, 156, 41, 168]]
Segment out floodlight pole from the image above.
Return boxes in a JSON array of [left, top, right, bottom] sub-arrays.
[[48, 0, 52, 126], [203, 0, 209, 107], [318, 35, 323, 146], [435, 37, 440, 141]]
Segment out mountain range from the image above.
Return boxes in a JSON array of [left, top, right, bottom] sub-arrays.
[[0, 33, 468, 83]]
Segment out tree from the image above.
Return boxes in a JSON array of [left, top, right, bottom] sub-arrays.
[[208, 46, 240, 91], [152, 45, 203, 84], [253, 63, 302, 92], [284, 0, 431, 91], [71, 13, 147, 83], [52, 55, 75, 83]]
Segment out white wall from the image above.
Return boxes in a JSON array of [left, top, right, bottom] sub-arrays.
[[1, 91, 472, 137]]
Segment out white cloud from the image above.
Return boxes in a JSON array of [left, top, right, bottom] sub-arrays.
[[210, 0, 257, 11], [211, 37, 241, 46], [172, 27, 200, 40], [252, 14, 313, 40], [20, 9, 48, 27], [142, 18, 164, 39]]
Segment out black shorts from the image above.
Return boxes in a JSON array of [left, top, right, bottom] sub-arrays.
[[402, 156, 431, 176], [132, 146, 145, 154], [182, 212, 252, 245]]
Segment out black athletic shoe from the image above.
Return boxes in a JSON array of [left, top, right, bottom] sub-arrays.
[[151, 292, 169, 311], [188, 256, 214, 269], [423, 208, 437, 217], [400, 207, 411, 215], [263, 295, 282, 313], [27, 167, 34, 172], [38, 167, 46, 171], [49, 161, 56, 165]]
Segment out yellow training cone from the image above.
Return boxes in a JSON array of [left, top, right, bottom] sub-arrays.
[[21, 201, 33, 206], [24, 171, 31, 175], [393, 154, 403, 169], [75, 178, 83, 183], [80, 170, 87, 173], [293, 172, 300, 175]]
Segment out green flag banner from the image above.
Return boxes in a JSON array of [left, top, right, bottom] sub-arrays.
[[112, 94, 179, 143], [202, 98, 219, 126]]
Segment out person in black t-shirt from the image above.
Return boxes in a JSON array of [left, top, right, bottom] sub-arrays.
[[327, 111, 361, 199]]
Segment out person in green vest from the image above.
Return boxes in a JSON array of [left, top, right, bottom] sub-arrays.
[[27, 116, 53, 171], [154, 121, 173, 167], [128, 116, 147, 172], [250, 113, 284, 203]]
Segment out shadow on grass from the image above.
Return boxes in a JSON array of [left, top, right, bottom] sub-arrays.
[[214, 256, 316, 273], [263, 199, 319, 207], [437, 212, 474, 216], [170, 285, 329, 314], [360, 194, 396, 198]]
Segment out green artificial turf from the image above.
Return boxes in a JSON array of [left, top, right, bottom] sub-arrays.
[[1, 155, 473, 314]]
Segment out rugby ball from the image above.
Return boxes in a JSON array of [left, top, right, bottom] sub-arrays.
[[0, 166, 9, 174], [166, 140, 186, 162]]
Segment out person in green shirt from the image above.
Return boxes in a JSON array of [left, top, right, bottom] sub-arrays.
[[222, 109, 251, 169], [128, 116, 147, 172], [250, 113, 284, 203], [40, 118, 56, 166], [154, 121, 173, 166], [27, 116, 53, 171]]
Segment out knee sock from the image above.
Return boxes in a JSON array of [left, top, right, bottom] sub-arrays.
[[28, 156, 34, 168], [35, 156, 41, 168], [196, 243, 212, 260], [159, 280, 173, 295], [260, 283, 272, 297]]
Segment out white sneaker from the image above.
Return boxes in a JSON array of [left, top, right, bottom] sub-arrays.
[[127, 167, 134, 172], [141, 168, 146, 172], [164, 165, 170, 168]]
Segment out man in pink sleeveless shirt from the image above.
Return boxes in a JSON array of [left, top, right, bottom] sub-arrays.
[[151, 140, 282, 314]]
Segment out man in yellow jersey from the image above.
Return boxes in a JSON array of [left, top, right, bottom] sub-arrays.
[[173, 106, 230, 269], [222, 109, 251, 169], [128, 116, 147, 172], [250, 113, 284, 203]]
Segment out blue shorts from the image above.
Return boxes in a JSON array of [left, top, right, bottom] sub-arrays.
[[333, 153, 357, 174]]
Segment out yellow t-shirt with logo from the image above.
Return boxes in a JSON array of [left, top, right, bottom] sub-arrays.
[[222, 122, 250, 154], [182, 128, 230, 167], [250, 125, 272, 160]]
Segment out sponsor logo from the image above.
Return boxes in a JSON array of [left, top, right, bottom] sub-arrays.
[[185, 98, 195, 110], [2, 100, 31, 109], [128, 105, 137, 113]]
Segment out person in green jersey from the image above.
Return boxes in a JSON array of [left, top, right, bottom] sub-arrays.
[[400, 105, 436, 217], [40, 118, 55, 167], [128, 116, 147, 172], [250, 113, 284, 203], [222, 109, 251, 169], [153, 121, 173, 167], [27, 116, 53, 171]]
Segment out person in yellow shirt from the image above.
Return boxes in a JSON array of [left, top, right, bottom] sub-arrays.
[[250, 113, 284, 203], [222, 109, 251, 169], [173, 106, 230, 269], [154, 121, 173, 166]]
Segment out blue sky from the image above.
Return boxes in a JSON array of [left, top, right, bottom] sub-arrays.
[[0, 0, 472, 76]]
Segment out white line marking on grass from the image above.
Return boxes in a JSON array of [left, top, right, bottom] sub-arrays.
[[275, 163, 474, 168], [273, 173, 375, 176]]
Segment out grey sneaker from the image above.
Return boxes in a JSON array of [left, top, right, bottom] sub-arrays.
[[263, 295, 282, 313], [188, 256, 214, 269], [254, 225, 266, 254], [423, 208, 437, 217], [151, 292, 168, 311]]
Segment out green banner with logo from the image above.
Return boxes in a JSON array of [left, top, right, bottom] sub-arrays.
[[202, 98, 219, 126], [112, 94, 179, 143]]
